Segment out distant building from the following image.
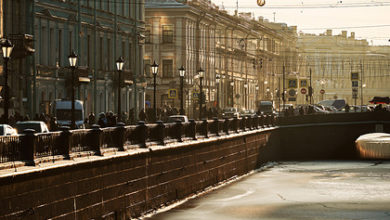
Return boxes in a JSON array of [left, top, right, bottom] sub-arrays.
[[2, 0, 145, 119], [298, 30, 390, 106], [145, 0, 298, 117]]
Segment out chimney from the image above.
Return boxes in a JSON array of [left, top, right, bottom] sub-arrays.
[[341, 30, 347, 38], [351, 32, 355, 39], [326, 29, 332, 36]]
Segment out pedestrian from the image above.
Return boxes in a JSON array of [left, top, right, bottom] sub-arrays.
[[50, 117, 58, 131], [345, 104, 350, 113], [139, 109, 146, 122]]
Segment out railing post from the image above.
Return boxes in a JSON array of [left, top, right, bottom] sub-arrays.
[[189, 119, 197, 140], [271, 115, 276, 126], [115, 122, 126, 151], [247, 116, 253, 130], [202, 119, 209, 138], [240, 117, 246, 131], [20, 129, 37, 165], [233, 116, 239, 133], [213, 117, 220, 136], [156, 120, 165, 145], [260, 114, 265, 128], [60, 126, 72, 159], [136, 121, 147, 148], [175, 120, 183, 142], [223, 118, 230, 135], [253, 115, 259, 129], [90, 125, 103, 155]]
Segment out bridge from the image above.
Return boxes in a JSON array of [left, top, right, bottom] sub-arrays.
[[0, 112, 389, 219]]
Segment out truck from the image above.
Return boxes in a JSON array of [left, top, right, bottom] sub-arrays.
[[52, 100, 85, 129], [257, 100, 275, 115]]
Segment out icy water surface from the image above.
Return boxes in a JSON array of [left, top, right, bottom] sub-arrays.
[[145, 161, 390, 220]]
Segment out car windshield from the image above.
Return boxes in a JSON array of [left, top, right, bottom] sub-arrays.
[[56, 109, 83, 121], [15, 123, 42, 133], [168, 116, 185, 122], [0, 126, 4, 135]]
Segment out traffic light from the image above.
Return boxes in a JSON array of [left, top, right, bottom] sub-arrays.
[[259, 59, 263, 69], [308, 86, 313, 96]]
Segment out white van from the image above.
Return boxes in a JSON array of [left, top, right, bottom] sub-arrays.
[[52, 100, 85, 129]]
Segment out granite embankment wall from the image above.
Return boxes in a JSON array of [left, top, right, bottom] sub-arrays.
[[0, 129, 277, 220]]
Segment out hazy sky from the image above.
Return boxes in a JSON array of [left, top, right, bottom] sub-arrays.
[[211, 0, 390, 45]]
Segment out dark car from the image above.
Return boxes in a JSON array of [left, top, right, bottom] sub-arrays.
[[15, 121, 50, 134]]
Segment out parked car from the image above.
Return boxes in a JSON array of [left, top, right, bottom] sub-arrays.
[[15, 121, 50, 134], [221, 107, 240, 118], [240, 109, 257, 117], [167, 115, 189, 123], [0, 124, 18, 136]]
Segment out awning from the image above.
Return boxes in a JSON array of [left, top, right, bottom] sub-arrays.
[[369, 96, 390, 104]]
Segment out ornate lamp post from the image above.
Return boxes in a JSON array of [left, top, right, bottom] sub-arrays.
[[198, 68, 204, 119], [151, 61, 159, 121], [216, 74, 220, 110], [68, 51, 78, 129], [179, 65, 185, 115], [230, 81, 234, 107], [244, 82, 248, 110], [116, 57, 125, 122], [1, 40, 13, 124], [255, 85, 259, 107]]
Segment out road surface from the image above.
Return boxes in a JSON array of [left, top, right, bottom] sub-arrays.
[[145, 161, 390, 220]]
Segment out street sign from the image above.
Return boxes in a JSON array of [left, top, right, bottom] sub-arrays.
[[192, 92, 199, 100], [168, 89, 177, 99], [351, 72, 359, 80], [352, 88, 358, 99], [320, 89, 325, 94], [288, 89, 296, 97], [300, 88, 307, 94]]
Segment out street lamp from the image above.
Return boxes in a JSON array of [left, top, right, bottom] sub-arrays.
[[216, 74, 220, 110], [179, 65, 185, 115], [68, 51, 78, 129], [255, 85, 259, 107], [198, 68, 204, 119], [116, 56, 125, 122], [1, 39, 13, 124], [230, 81, 234, 107], [151, 61, 159, 121], [244, 82, 248, 110]]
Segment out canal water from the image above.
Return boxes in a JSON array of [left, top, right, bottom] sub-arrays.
[[145, 161, 390, 220]]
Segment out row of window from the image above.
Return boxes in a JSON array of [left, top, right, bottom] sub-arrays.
[[145, 25, 174, 44], [36, 25, 135, 71]]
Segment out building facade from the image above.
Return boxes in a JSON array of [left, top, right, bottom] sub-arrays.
[[145, 0, 298, 118], [298, 30, 390, 106], [3, 0, 145, 120]]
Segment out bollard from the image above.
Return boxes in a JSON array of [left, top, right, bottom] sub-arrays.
[[223, 118, 230, 135], [60, 126, 72, 159], [213, 117, 220, 136], [189, 119, 197, 140], [175, 120, 183, 142], [233, 116, 239, 133], [115, 122, 126, 151], [156, 120, 166, 145], [136, 121, 147, 148], [20, 129, 37, 165], [90, 125, 103, 155], [202, 119, 209, 138]]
